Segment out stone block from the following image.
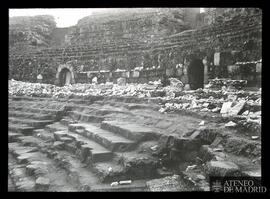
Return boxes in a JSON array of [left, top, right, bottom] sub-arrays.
[[155, 120, 173, 129], [35, 177, 50, 191], [205, 160, 240, 177], [228, 100, 246, 116], [52, 141, 64, 150], [132, 71, 140, 78], [220, 102, 233, 114], [117, 77, 126, 86], [169, 78, 184, 88], [199, 145, 216, 162], [146, 175, 187, 191], [125, 71, 130, 78]]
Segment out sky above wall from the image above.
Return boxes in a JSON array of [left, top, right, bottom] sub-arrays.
[[9, 8, 206, 28], [9, 8, 108, 28]]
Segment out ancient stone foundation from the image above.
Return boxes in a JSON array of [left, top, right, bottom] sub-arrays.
[[9, 8, 261, 86]]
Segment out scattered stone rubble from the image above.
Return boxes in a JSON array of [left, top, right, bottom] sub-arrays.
[[146, 175, 191, 192], [207, 78, 248, 90], [8, 79, 261, 191], [9, 79, 261, 127]]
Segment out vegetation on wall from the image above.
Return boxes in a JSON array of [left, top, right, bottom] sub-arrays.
[[9, 9, 262, 84]]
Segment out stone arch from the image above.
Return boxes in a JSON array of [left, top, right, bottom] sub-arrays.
[[56, 64, 76, 86]]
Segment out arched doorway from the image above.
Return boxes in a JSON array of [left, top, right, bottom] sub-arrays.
[[56, 64, 75, 86], [59, 68, 72, 86], [187, 58, 204, 90]]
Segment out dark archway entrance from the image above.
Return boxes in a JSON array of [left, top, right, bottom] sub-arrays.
[[59, 68, 72, 86], [187, 58, 204, 90], [56, 64, 75, 86]]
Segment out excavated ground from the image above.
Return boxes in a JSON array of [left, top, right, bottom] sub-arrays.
[[8, 95, 261, 192]]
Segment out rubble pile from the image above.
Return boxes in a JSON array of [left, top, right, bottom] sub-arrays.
[[206, 78, 247, 90], [8, 80, 161, 98], [158, 87, 261, 133], [9, 80, 261, 125], [8, 80, 56, 97], [146, 175, 191, 191], [161, 88, 260, 112]]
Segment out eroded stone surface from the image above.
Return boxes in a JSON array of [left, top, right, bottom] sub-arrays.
[[146, 175, 190, 191], [35, 177, 50, 190], [205, 160, 240, 177], [8, 93, 261, 191]]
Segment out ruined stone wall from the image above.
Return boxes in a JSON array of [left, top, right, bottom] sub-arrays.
[[9, 15, 56, 51], [9, 9, 262, 85], [67, 8, 190, 46], [154, 12, 262, 65], [9, 9, 190, 84], [156, 11, 262, 84]]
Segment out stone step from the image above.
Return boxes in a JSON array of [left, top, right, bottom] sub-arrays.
[[91, 161, 127, 183], [8, 152, 36, 191], [9, 143, 44, 166], [33, 129, 55, 142], [53, 130, 113, 163], [68, 123, 135, 152], [9, 106, 63, 115], [222, 136, 261, 158], [103, 96, 150, 104], [199, 145, 261, 177], [44, 122, 67, 133], [9, 117, 54, 128], [146, 174, 198, 191], [204, 160, 242, 177], [67, 99, 94, 106], [17, 136, 50, 149], [9, 99, 66, 109], [9, 110, 54, 120], [91, 180, 147, 192], [9, 124, 34, 135], [9, 132, 23, 142], [38, 135, 146, 189], [69, 111, 105, 123], [9, 101, 37, 108], [8, 174, 16, 191], [9, 164, 36, 191], [92, 152, 159, 183], [46, 150, 101, 191], [9, 142, 77, 191], [94, 107, 130, 116], [60, 117, 77, 126], [69, 104, 129, 116], [9, 142, 38, 155], [241, 169, 261, 177], [187, 127, 261, 158], [124, 103, 160, 111], [101, 121, 161, 141], [48, 145, 147, 191], [10, 96, 53, 102], [11, 150, 44, 165], [99, 101, 160, 111]]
